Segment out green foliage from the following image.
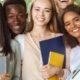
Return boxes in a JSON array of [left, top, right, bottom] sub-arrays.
[[25, 0, 31, 13], [75, 0, 80, 6]]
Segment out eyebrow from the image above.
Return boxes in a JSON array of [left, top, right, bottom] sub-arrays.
[[72, 16, 80, 20], [34, 6, 52, 10]]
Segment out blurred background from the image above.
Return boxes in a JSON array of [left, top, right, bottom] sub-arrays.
[[0, 0, 80, 12]]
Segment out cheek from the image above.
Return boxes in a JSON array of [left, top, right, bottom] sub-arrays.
[[65, 27, 71, 33], [76, 22, 80, 26], [20, 18, 26, 23], [66, 28, 74, 36], [45, 13, 52, 21], [32, 12, 36, 21], [7, 19, 13, 26]]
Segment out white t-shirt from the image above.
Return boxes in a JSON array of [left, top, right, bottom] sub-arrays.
[[66, 45, 80, 80], [15, 35, 24, 60], [70, 45, 80, 73]]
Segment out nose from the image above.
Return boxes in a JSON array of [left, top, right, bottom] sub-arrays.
[[71, 21, 76, 28], [13, 16, 19, 24], [39, 10, 44, 17]]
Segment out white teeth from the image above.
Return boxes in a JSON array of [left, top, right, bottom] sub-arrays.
[[73, 29, 78, 32], [38, 18, 44, 21], [14, 26, 20, 29]]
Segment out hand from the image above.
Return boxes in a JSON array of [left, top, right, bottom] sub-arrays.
[[41, 64, 62, 79], [0, 74, 11, 80]]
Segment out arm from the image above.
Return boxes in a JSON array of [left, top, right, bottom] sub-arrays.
[[11, 40, 21, 80]]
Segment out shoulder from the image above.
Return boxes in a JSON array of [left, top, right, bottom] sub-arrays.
[[10, 39, 20, 50], [51, 32, 63, 38], [15, 34, 25, 41], [10, 39, 19, 47], [55, 33, 63, 37], [71, 45, 80, 52]]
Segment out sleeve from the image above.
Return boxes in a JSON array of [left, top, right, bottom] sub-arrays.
[[15, 35, 24, 60], [11, 40, 21, 80], [59, 46, 71, 80]]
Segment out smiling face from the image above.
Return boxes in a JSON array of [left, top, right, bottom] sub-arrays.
[[6, 4, 27, 35], [55, 0, 74, 10], [63, 11, 80, 40], [32, 0, 52, 27]]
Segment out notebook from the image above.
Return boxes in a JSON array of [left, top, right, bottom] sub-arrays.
[[0, 56, 7, 74], [49, 51, 64, 67], [39, 36, 65, 80], [39, 36, 65, 66]]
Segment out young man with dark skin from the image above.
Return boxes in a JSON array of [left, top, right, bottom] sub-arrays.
[[3, 0, 27, 38]]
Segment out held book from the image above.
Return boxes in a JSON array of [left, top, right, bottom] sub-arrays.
[[39, 36, 65, 65], [0, 56, 7, 74], [39, 36, 65, 80], [49, 51, 64, 67]]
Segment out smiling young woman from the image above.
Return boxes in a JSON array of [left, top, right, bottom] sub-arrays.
[[15, 0, 66, 80], [61, 4, 80, 80]]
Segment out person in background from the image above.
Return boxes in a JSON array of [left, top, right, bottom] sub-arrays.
[[61, 4, 80, 80], [3, 0, 27, 38], [54, 0, 75, 16], [15, 0, 65, 80], [0, 3, 21, 80], [54, 0, 75, 32]]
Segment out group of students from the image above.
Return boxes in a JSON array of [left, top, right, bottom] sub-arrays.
[[0, 0, 80, 80]]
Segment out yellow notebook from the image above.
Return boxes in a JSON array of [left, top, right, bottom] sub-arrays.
[[48, 51, 64, 80]]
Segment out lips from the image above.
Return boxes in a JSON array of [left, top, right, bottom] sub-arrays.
[[72, 28, 80, 32], [59, 0, 68, 2], [13, 26, 20, 29], [37, 17, 45, 22]]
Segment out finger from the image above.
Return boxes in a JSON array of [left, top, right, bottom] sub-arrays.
[[41, 64, 49, 70], [4, 73, 10, 76], [42, 71, 50, 79], [2, 74, 11, 80]]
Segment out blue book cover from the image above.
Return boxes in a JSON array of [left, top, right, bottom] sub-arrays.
[[39, 36, 66, 67]]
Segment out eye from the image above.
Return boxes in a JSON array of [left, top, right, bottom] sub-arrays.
[[7, 14, 14, 19], [65, 23, 70, 27], [45, 9, 51, 12], [75, 18, 80, 21], [34, 8, 40, 11], [18, 13, 25, 18]]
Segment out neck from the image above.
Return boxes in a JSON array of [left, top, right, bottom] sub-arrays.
[[31, 25, 49, 37], [56, 4, 64, 17], [78, 37, 80, 43]]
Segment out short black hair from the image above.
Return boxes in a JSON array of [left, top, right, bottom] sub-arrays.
[[3, 0, 26, 11]]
